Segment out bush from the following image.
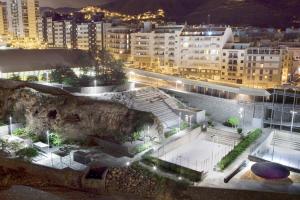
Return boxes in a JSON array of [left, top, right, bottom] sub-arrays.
[[49, 132, 63, 146], [237, 128, 243, 134], [131, 142, 152, 154], [218, 129, 262, 170], [9, 74, 21, 81], [142, 156, 203, 182], [26, 75, 39, 82], [16, 147, 38, 161], [164, 128, 177, 138], [224, 117, 239, 128], [13, 128, 39, 142]]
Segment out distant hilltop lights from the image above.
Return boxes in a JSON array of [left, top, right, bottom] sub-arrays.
[[79, 6, 165, 21]]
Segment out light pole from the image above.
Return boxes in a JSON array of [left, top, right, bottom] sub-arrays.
[[239, 107, 245, 130], [9, 116, 12, 135], [290, 110, 298, 134], [189, 115, 193, 128], [178, 112, 182, 131], [176, 80, 182, 90], [46, 71, 49, 83], [47, 130, 50, 152]]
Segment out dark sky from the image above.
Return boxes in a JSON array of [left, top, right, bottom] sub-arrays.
[[39, 0, 114, 8]]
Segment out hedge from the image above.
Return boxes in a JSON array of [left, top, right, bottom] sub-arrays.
[[142, 156, 203, 182], [218, 129, 262, 170]]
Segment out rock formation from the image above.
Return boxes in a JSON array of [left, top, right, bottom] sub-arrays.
[[0, 79, 162, 142]]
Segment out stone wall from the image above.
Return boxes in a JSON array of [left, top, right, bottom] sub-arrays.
[[0, 79, 162, 141]]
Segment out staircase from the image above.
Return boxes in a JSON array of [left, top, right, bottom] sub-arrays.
[[204, 129, 241, 147], [132, 88, 179, 128], [271, 131, 300, 151]]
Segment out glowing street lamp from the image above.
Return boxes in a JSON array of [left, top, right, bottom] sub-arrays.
[[176, 80, 182, 89], [46, 130, 50, 152], [9, 116, 12, 135], [290, 110, 298, 134]]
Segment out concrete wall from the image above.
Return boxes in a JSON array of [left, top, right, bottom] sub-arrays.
[[0, 123, 23, 136], [167, 90, 257, 125], [80, 83, 135, 94]]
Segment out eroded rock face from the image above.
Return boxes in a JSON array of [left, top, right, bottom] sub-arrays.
[[0, 79, 161, 141]]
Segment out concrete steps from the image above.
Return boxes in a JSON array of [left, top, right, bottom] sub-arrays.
[[272, 132, 300, 151]]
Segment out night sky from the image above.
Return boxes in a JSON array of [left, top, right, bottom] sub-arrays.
[[1, 0, 114, 8]]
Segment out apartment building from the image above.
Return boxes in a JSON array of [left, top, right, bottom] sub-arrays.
[[178, 26, 234, 80], [0, 1, 8, 35], [106, 26, 132, 61], [131, 23, 184, 73], [221, 43, 249, 84], [6, 0, 39, 39], [244, 47, 290, 88]]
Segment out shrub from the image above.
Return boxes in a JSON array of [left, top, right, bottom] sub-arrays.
[[131, 142, 152, 154], [26, 75, 39, 82], [142, 156, 203, 182], [224, 117, 239, 128], [13, 128, 39, 142], [164, 128, 177, 138], [218, 129, 262, 170], [49, 132, 63, 146], [237, 128, 243, 134], [16, 147, 39, 161]]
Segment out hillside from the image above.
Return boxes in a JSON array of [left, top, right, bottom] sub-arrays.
[[102, 0, 300, 27]]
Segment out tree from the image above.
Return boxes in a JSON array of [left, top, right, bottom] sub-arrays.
[[16, 147, 38, 161], [9, 74, 21, 81], [26, 75, 39, 82], [94, 50, 127, 85], [50, 66, 78, 86]]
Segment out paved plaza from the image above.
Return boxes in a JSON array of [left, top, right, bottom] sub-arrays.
[[158, 139, 232, 172]]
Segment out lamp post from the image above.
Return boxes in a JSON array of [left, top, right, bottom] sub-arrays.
[[189, 115, 193, 128], [178, 112, 182, 131], [290, 110, 297, 134], [47, 130, 50, 152], [176, 80, 182, 90], [9, 116, 12, 135], [239, 107, 245, 130]]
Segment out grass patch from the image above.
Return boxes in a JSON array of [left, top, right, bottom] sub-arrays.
[[141, 156, 203, 182], [164, 122, 189, 138], [218, 129, 262, 170], [131, 142, 152, 154]]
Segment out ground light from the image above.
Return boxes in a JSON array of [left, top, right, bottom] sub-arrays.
[[290, 110, 297, 134], [178, 176, 182, 180], [175, 80, 182, 89], [153, 166, 157, 171], [126, 161, 130, 166], [9, 116, 12, 135]]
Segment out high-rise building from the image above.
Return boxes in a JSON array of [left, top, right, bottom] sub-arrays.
[[0, 1, 8, 35], [6, 0, 39, 39]]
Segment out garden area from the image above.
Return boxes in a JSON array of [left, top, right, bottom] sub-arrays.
[[141, 156, 203, 182], [217, 129, 262, 170], [7, 50, 127, 88]]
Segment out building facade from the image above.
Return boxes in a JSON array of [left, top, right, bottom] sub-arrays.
[[0, 1, 8, 35], [6, 0, 39, 39]]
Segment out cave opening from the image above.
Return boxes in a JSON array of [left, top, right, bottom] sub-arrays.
[[48, 110, 57, 119]]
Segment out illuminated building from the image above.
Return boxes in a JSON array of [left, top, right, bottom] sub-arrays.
[[6, 0, 39, 39], [0, 1, 8, 35]]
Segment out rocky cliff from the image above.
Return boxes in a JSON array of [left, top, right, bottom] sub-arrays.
[[0, 79, 161, 142]]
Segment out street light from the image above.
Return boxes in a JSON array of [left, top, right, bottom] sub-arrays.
[[176, 80, 182, 89], [9, 116, 12, 135], [239, 107, 245, 130], [46, 130, 50, 152], [178, 112, 182, 131], [290, 110, 298, 134], [94, 79, 97, 87], [129, 71, 135, 81]]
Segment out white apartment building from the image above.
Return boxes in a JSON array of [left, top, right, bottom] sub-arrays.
[[95, 22, 111, 51], [131, 24, 184, 73], [6, 0, 39, 39], [178, 26, 233, 80], [53, 20, 64, 48], [76, 23, 89, 50]]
